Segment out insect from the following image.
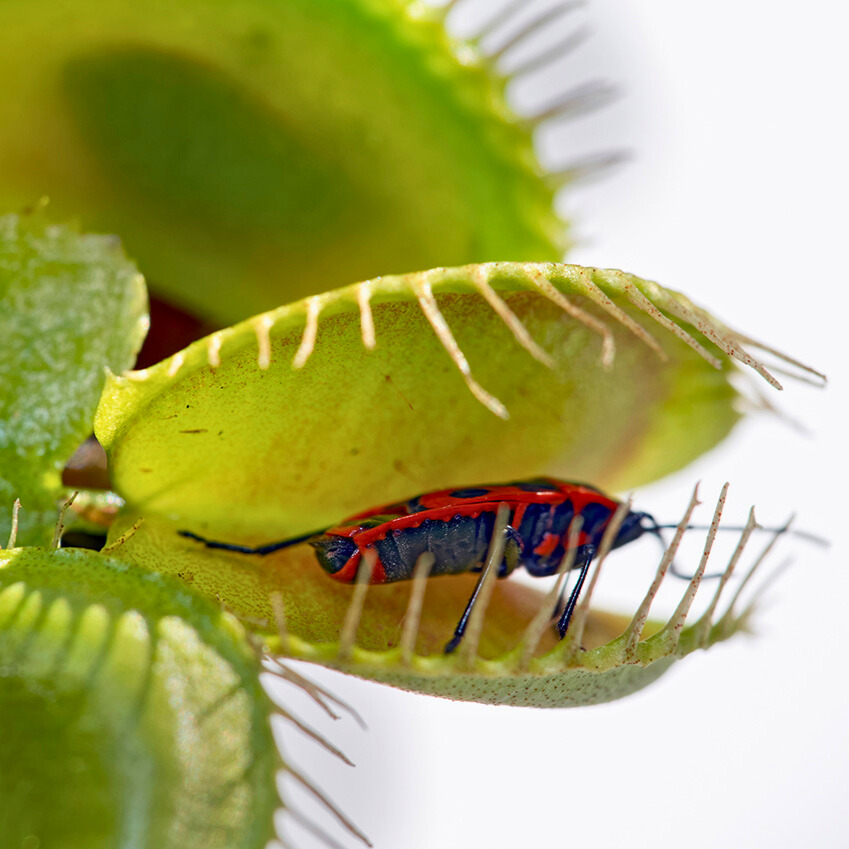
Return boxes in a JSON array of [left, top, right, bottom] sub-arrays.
[[180, 477, 673, 653]]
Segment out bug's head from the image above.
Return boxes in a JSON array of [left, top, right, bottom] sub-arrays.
[[308, 533, 358, 576], [308, 515, 394, 577], [611, 510, 655, 549]]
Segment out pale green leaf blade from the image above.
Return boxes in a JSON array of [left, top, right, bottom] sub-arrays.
[[0, 213, 148, 545]]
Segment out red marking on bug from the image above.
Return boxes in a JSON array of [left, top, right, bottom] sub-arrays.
[[533, 532, 560, 557], [334, 550, 388, 584]]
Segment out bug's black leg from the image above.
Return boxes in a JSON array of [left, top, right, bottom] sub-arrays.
[[178, 529, 316, 556], [443, 567, 490, 655], [555, 544, 595, 639], [443, 527, 520, 655], [550, 550, 589, 622]]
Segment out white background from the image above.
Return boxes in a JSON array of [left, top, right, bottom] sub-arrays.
[[270, 3, 848, 847]]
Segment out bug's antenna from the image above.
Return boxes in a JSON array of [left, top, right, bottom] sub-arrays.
[[653, 521, 829, 548], [639, 512, 727, 581], [178, 527, 320, 555], [640, 507, 828, 583]]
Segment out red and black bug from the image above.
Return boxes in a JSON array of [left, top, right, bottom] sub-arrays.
[[180, 477, 668, 652]]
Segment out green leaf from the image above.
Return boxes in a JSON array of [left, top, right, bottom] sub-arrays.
[[0, 0, 562, 324], [95, 261, 787, 540], [0, 213, 147, 546], [0, 545, 278, 848]]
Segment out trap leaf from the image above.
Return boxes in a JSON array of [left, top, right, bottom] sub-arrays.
[[0, 0, 561, 324], [0, 213, 147, 546], [101, 482, 762, 709], [95, 261, 793, 541], [0, 545, 278, 848]]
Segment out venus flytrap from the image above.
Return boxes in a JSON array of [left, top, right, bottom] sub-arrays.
[[0, 0, 826, 846], [94, 262, 820, 706]]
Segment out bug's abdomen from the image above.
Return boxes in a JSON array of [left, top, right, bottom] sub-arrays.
[[312, 509, 524, 583], [374, 512, 521, 582]]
